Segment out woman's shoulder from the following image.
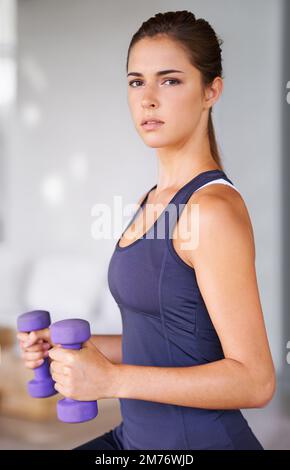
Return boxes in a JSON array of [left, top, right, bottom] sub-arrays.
[[176, 182, 256, 265], [188, 182, 249, 223]]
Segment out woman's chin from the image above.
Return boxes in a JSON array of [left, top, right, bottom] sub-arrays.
[[141, 136, 169, 148]]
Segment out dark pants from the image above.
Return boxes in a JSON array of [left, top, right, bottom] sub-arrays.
[[73, 429, 122, 450]]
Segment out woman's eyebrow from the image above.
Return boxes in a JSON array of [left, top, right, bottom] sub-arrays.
[[127, 69, 184, 77]]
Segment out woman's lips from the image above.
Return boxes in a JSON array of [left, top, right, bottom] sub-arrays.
[[141, 121, 164, 131]]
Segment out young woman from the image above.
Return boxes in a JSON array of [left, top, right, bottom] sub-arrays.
[[17, 10, 275, 450]]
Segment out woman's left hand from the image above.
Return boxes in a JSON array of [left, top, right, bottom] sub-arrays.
[[48, 339, 118, 401]]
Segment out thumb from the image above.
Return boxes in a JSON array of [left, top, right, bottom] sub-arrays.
[[25, 328, 50, 347]]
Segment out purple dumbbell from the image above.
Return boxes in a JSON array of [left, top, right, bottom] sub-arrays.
[[50, 318, 98, 423], [17, 310, 57, 398]]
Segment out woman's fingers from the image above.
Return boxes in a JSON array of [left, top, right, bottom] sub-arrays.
[[20, 342, 51, 370], [20, 349, 49, 361], [17, 328, 52, 348], [17, 332, 29, 342], [24, 358, 45, 369], [50, 371, 66, 386], [20, 341, 50, 353], [17, 329, 53, 370]]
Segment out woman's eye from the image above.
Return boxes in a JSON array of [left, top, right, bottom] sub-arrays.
[[129, 80, 143, 87], [164, 79, 180, 86], [128, 79, 180, 87]]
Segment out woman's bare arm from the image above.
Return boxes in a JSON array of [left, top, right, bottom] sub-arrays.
[[90, 334, 122, 364]]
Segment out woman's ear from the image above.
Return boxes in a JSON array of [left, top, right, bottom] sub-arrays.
[[204, 77, 223, 109]]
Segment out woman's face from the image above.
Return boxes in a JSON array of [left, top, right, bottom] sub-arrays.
[[127, 35, 220, 149]]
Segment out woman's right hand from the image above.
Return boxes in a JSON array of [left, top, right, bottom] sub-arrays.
[[16, 328, 54, 369]]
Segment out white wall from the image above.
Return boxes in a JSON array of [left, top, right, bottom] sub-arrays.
[[1, 0, 283, 371]]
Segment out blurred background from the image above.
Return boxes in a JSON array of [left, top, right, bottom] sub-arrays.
[[0, 0, 289, 450]]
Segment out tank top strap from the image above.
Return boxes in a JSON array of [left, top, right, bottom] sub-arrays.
[[165, 169, 234, 240], [177, 170, 234, 206], [120, 183, 157, 238]]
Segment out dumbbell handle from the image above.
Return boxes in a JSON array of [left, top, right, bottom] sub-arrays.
[[62, 344, 80, 350], [34, 357, 52, 380], [17, 310, 57, 398], [50, 318, 98, 422], [60, 343, 81, 405]]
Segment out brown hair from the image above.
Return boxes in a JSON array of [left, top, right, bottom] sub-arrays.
[[126, 10, 224, 170]]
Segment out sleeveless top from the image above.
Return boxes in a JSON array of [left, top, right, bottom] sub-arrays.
[[107, 169, 264, 450]]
